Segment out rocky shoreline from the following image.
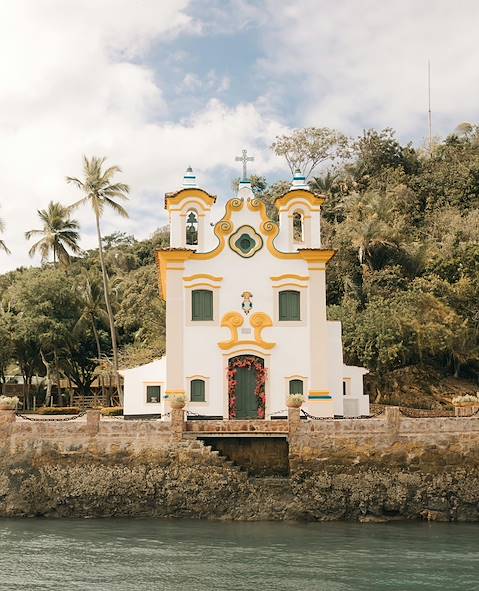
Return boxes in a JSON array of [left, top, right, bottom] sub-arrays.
[[1, 443, 478, 522]]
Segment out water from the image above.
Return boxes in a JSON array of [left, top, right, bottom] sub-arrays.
[[0, 520, 478, 590]]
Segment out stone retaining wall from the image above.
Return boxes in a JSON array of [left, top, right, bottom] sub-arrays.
[[1, 407, 479, 521]]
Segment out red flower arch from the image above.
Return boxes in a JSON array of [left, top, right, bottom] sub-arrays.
[[228, 355, 267, 419]]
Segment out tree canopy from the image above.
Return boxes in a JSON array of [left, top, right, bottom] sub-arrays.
[[1, 125, 479, 408]]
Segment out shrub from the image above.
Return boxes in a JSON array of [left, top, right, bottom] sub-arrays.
[[287, 393, 304, 407], [101, 407, 123, 416], [36, 406, 80, 415], [0, 396, 19, 409], [168, 393, 186, 408], [452, 394, 479, 406]]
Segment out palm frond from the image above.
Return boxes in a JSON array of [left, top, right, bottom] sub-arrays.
[[0, 239, 10, 254], [25, 229, 43, 239], [104, 198, 129, 218]]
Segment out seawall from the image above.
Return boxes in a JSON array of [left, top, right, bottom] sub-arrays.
[[1, 408, 478, 521]]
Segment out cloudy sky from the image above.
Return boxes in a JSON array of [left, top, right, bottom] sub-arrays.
[[1, 0, 478, 272]]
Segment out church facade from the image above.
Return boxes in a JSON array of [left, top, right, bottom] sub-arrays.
[[121, 166, 369, 420]]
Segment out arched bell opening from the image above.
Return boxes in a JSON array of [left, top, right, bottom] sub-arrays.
[[185, 209, 199, 246], [292, 210, 304, 243]]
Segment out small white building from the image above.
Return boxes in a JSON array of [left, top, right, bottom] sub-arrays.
[[121, 166, 369, 419]]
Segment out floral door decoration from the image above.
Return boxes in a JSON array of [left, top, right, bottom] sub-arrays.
[[228, 355, 267, 419]]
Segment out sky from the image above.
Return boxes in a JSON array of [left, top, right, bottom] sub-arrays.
[[1, 0, 478, 272]]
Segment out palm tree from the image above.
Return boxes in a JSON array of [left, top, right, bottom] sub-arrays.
[[66, 156, 130, 402], [73, 269, 109, 362], [339, 191, 405, 271], [310, 170, 339, 194], [0, 217, 11, 254], [74, 269, 110, 405], [25, 201, 81, 265]]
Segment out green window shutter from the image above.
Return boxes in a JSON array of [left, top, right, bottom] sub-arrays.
[[146, 385, 161, 403], [289, 379, 303, 395], [279, 290, 300, 321], [192, 289, 213, 321], [190, 379, 205, 402]]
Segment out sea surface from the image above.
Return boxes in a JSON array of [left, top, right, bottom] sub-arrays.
[[0, 519, 478, 590]]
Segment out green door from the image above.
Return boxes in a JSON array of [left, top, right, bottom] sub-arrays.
[[235, 363, 260, 419]]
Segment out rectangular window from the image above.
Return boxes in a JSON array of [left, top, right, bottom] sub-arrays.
[[190, 379, 206, 402], [279, 290, 301, 321], [289, 379, 304, 395], [146, 385, 161, 403], [192, 289, 213, 321]]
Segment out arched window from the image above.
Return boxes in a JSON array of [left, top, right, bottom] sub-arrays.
[[292, 211, 304, 242], [279, 290, 301, 321], [190, 379, 206, 402], [192, 289, 213, 321], [186, 210, 199, 245], [289, 379, 304, 395]]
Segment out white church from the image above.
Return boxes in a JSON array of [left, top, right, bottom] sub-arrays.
[[121, 158, 369, 420]]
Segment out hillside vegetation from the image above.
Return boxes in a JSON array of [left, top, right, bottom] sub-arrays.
[[0, 126, 478, 408]]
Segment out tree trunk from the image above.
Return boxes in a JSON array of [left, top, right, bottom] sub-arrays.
[[91, 317, 102, 361], [95, 213, 123, 405], [41, 350, 52, 407]]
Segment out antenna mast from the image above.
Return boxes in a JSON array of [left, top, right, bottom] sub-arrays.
[[428, 60, 432, 152]]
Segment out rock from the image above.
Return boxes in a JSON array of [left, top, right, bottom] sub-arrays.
[[420, 509, 449, 522], [358, 515, 389, 523]]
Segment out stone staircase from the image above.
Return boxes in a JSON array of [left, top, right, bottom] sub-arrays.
[[197, 436, 290, 478]]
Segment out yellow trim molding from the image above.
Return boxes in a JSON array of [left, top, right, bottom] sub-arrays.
[[274, 189, 326, 209], [165, 188, 216, 210], [270, 274, 309, 282], [298, 250, 335, 263], [155, 249, 194, 299], [184, 283, 221, 290], [218, 311, 276, 350], [193, 198, 243, 260], [183, 274, 223, 282], [274, 283, 308, 289], [308, 391, 332, 400], [250, 312, 275, 349], [218, 311, 244, 350]]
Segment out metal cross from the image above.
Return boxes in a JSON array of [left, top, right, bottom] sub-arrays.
[[235, 149, 254, 181]]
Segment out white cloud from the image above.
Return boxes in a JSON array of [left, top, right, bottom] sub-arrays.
[[179, 70, 231, 93], [0, 0, 287, 272], [261, 0, 479, 140]]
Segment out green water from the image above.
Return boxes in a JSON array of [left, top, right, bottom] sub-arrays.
[[0, 520, 478, 590]]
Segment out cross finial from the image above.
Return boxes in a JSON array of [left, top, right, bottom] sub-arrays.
[[235, 149, 254, 181]]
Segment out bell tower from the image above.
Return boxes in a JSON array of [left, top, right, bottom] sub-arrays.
[[274, 169, 326, 251], [165, 167, 216, 251]]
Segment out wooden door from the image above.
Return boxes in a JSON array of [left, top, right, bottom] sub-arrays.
[[235, 361, 259, 419]]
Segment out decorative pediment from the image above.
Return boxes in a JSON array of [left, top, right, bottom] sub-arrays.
[[218, 311, 275, 350]]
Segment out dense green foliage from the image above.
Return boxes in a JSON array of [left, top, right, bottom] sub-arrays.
[[1, 126, 478, 406], [272, 127, 479, 385], [0, 229, 168, 405]]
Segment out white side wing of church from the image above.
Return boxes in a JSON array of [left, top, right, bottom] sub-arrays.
[[121, 167, 369, 420]]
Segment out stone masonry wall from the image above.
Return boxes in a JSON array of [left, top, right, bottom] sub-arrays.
[[1, 408, 479, 521]]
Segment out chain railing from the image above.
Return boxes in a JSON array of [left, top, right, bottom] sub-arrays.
[[300, 409, 334, 420], [268, 409, 288, 418], [15, 411, 88, 422]]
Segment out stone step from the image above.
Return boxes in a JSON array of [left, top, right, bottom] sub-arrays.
[[249, 476, 290, 486]]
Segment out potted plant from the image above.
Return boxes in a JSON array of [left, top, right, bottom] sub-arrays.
[[452, 394, 479, 416], [168, 392, 186, 409], [286, 393, 304, 408], [0, 395, 19, 410]]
